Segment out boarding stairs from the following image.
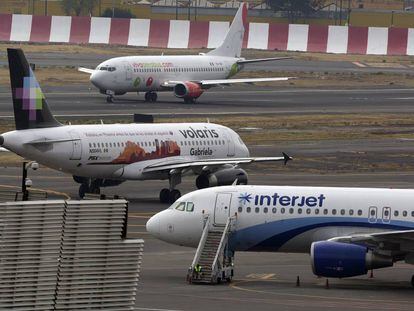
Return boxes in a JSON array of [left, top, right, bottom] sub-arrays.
[[187, 214, 236, 284]]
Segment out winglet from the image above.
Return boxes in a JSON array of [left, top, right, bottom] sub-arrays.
[[283, 152, 292, 165]]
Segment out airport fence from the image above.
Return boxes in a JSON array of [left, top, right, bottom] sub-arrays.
[[0, 13, 413, 55], [0, 199, 144, 310]]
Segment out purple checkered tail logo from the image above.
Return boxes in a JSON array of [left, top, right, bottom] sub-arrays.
[[14, 69, 45, 121]]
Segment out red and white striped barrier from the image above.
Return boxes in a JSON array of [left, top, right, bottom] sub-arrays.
[[1, 14, 413, 55]]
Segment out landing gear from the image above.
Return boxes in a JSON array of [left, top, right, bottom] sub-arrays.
[[144, 91, 157, 102], [78, 179, 101, 199], [184, 98, 195, 104], [159, 188, 181, 204], [106, 95, 114, 103], [411, 275, 414, 287], [159, 173, 182, 204]]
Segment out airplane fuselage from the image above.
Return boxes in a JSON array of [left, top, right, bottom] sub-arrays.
[[91, 55, 241, 94], [1, 123, 249, 180], [147, 185, 414, 252]]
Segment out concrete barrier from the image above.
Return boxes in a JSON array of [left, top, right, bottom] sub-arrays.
[[0, 13, 413, 55]]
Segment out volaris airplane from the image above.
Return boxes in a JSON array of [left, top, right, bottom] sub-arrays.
[[0, 48, 290, 202], [147, 185, 414, 285], [79, 2, 291, 104]]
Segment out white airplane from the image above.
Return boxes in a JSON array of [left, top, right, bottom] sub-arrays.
[[0, 48, 291, 203], [79, 2, 290, 104], [147, 185, 414, 285]]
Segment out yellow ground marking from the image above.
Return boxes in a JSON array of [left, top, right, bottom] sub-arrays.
[[229, 279, 414, 304]]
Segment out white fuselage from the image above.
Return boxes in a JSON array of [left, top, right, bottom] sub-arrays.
[[147, 185, 414, 252], [90, 55, 240, 93], [1, 123, 249, 180]]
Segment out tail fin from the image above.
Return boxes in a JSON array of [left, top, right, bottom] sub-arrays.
[[207, 2, 247, 58], [7, 48, 61, 130]]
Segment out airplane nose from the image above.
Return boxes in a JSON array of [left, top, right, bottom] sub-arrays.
[[90, 72, 99, 87], [146, 214, 160, 237]]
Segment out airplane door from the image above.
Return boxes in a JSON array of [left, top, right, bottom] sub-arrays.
[[214, 193, 232, 225], [124, 62, 132, 81], [382, 206, 391, 224], [223, 129, 235, 157], [368, 206, 378, 223], [69, 131, 82, 160]]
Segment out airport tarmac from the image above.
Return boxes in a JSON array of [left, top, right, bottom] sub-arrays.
[[1, 166, 414, 311], [2, 85, 414, 117]]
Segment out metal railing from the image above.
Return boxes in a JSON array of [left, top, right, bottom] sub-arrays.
[[190, 214, 211, 272], [210, 215, 236, 281]]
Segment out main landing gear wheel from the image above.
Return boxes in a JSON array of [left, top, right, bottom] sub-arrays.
[[106, 95, 114, 103], [78, 184, 89, 199], [145, 92, 157, 102], [169, 189, 181, 204], [159, 188, 170, 204], [159, 189, 181, 204]]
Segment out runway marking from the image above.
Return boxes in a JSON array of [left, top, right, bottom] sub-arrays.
[[129, 215, 152, 219], [135, 307, 183, 311], [128, 224, 146, 227], [128, 232, 150, 235], [352, 62, 367, 68], [230, 279, 414, 306]]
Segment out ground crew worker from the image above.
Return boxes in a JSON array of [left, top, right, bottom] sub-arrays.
[[194, 264, 202, 279]]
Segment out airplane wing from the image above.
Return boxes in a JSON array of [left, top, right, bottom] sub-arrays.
[[143, 152, 291, 173], [0, 147, 9, 152], [78, 67, 95, 75], [236, 57, 291, 64], [162, 77, 293, 88], [329, 230, 414, 253]]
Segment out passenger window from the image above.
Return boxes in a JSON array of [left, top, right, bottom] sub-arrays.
[[246, 207, 251, 213], [332, 209, 337, 215], [272, 207, 277, 213], [186, 202, 194, 212], [358, 210, 363, 216], [306, 208, 311, 214], [315, 209, 319, 214], [412, 211, 414, 217], [175, 202, 185, 211], [403, 211, 408, 217], [394, 210, 399, 217], [298, 209, 302, 214], [323, 209, 328, 215], [263, 207, 268, 213], [238, 206, 242, 213], [340, 209, 345, 215], [349, 210, 354, 216], [255, 207, 259, 213], [281, 208, 285, 214]]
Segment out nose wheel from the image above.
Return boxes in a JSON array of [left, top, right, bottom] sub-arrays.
[[145, 92, 157, 102], [159, 188, 181, 204]]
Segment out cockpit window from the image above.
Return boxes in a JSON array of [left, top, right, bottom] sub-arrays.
[[186, 202, 194, 212], [99, 66, 116, 72], [175, 202, 186, 211]]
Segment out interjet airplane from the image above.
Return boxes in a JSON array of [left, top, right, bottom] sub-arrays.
[[0, 48, 290, 203], [147, 185, 414, 285], [79, 2, 290, 103]]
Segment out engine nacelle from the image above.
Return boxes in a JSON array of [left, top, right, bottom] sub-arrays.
[[196, 168, 248, 189], [174, 82, 204, 99], [311, 241, 393, 278]]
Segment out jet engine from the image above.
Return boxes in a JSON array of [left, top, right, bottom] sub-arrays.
[[195, 168, 248, 189], [173, 82, 204, 99], [310, 241, 393, 278]]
